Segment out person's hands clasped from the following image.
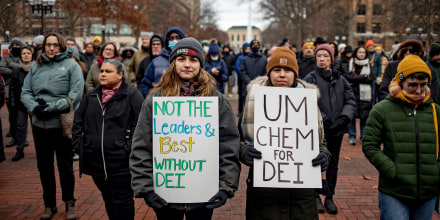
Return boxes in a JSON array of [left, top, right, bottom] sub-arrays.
[[242, 146, 262, 166], [328, 116, 350, 131], [312, 151, 329, 172], [144, 191, 168, 209], [206, 191, 227, 209], [32, 104, 51, 120]]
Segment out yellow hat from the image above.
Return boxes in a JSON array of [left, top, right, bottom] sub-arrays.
[[302, 42, 315, 51], [375, 46, 382, 50], [396, 54, 431, 83], [93, 36, 102, 43]]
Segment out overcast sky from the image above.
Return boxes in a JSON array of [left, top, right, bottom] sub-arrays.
[[211, 0, 270, 31]]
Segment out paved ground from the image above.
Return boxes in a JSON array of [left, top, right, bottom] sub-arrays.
[[0, 95, 439, 219]]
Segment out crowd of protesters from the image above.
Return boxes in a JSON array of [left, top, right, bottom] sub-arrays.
[[0, 27, 439, 220]]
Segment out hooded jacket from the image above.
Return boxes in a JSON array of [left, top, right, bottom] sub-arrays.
[[303, 66, 356, 136], [130, 90, 241, 211], [239, 50, 267, 86], [0, 51, 21, 82], [10, 62, 32, 110], [140, 28, 185, 97], [21, 47, 85, 129], [136, 34, 165, 87], [72, 80, 143, 178], [362, 95, 440, 204]]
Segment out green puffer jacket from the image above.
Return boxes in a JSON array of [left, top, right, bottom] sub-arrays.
[[362, 95, 440, 203], [21, 47, 84, 129]]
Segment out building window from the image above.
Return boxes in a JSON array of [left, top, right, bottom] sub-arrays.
[[32, 28, 40, 36], [254, 35, 256, 40], [373, 4, 382, 15], [356, 22, 365, 33], [372, 23, 381, 33], [119, 24, 131, 36], [357, 4, 366, 15], [231, 34, 234, 41], [434, 22, 440, 32], [237, 34, 240, 41], [243, 35, 245, 41], [90, 24, 102, 35]]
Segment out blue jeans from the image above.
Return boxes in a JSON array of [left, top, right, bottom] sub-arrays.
[[348, 119, 365, 140], [378, 191, 437, 220]]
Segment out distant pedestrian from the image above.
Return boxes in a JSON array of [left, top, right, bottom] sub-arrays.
[[363, 54, 440, 220], [235, 43, 250, 114], [343, 46, 373, 145], [136, 34, 164, 88], [298, 41, 315, 79], [426, 43, 440, 103], [10, 46, 33, 161], [128, 33, 150, 88], [204, 40, 228, 93], [140, 27, 185, 97], [222, 45, 236, 97], [365, 40, 381, 104], [80, 42, 97, 71], [303, 43, 356, 214]]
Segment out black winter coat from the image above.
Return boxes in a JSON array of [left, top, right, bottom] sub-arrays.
[[298, 56, 316, 79], [240, 51, 267, 86], [72, 80, 144, 178], [342, 61, 373, 120], [10, 65, 30, 111], [303, 67, 356, 136], [379, 60, 438, 102]]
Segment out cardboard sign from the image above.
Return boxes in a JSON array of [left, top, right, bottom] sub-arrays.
[[152, 97, 219, 203], [253, 87, 322, 188]]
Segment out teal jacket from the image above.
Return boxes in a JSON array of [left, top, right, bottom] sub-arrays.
[[21, 47, 84, 129], [362, 95, 440, 203]]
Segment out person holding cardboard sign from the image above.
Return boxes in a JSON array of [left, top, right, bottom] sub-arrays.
[[239, 47, 330, 220], [130, 37, 241, 220], [362, 55, 440, 219]]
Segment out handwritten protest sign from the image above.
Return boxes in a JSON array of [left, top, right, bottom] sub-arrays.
[[253, 87, 322, 188], [152, 97, 219, 203]]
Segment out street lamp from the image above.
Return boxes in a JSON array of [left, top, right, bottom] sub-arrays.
[[101, 25, 106, 43], [341, 35, 347, 42], [417, 27, 423, 36], [5, 31, 10, 43], [334, 35, 339, 43], [28, 0, 56, 35]]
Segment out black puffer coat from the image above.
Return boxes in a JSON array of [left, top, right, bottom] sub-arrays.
[[72, 80, 144, 178], [303, 66, 356, 136]]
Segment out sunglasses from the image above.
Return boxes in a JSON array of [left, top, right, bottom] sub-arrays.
[[401, 48, 417, 54]]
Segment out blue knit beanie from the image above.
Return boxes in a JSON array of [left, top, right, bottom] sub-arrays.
[[208, 44, 220, 55]]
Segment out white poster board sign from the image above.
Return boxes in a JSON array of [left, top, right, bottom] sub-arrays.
[[253, 87, 322, 188], [152, 97, 219, 203]]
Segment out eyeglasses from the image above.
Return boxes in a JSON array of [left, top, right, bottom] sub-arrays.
[[152, 43, 162, 47], [46, 43, 60, 48], [104, 48, 114, 51], [402, 48, 417, 54]]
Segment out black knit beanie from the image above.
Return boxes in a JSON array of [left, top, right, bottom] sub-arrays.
[[169, 37, 205, 67]]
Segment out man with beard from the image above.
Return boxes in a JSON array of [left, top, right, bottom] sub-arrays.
[[80, 42, 97, 71], [0, 39, 23, 147], [136, 35, 164, 89], [129, 33, 150, 88], [298, 41, 316, 79], [426, 43, 440, 103]]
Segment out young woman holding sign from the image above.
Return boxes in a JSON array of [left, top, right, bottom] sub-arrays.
[[72, 59, 144, 220], [239, 47, 331, 220], [129, 37, 241, 220]]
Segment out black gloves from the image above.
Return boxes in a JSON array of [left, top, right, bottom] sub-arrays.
[[206, 191, 228, 209], [325, 116, 350, 131], [32, 104, 51, 120], [242, 146, 262, 166], [312, 151, 329, 172], [144, 191, 167, 209]]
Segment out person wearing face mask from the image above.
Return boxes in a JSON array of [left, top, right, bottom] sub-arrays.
[[136, 34, 164, 89], [202, 40, 209, 55], [204, 41, 228, 94], [121, 47, 136, 79], [235, 43, 251, 115], [303, 43, 355, 215], [0, 38, 23, 148], [140, 27, 185, 97], [239, 39, 267, 115]]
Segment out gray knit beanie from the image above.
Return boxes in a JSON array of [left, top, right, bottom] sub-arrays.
[[169, 37, 204, 67]]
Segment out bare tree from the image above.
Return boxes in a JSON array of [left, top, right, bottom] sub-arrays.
[[0, 0, 27, 41]]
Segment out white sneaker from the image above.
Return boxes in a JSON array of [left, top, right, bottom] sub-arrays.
[[349, 138, 356, 145]]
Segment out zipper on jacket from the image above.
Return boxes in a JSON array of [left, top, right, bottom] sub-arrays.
[[96, 94, 108, 180], [413, 108, 420, 200]]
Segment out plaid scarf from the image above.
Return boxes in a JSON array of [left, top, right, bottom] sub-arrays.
[[180, 81, 199, 96], [388, 77, 430, 108]]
